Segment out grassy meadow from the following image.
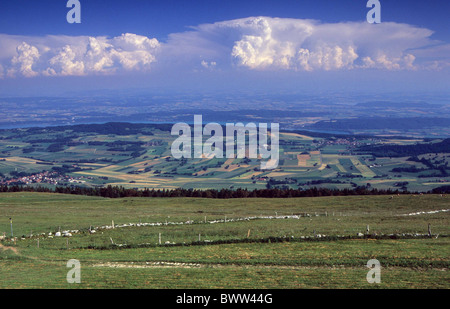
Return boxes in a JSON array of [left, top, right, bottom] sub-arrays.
[[0, 192, 449, 289]]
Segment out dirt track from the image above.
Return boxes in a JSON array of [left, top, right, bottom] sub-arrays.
[[0, 243, 19, 254]]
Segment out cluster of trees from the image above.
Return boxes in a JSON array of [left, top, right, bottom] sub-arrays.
[[358, 138, 450, 157], [391, 156, 449, 178], [9, 170, 40, 178], [104, 141, 147, 157], [21, 123, 160, 136], [299, 179, 344, 186], [432, 186, 450, 193], [51, 165, 83, 173], [47, 143, 66, 152], [337, 173, 363, 178], [267, 178, 297, 185], [0, 184, 426, 199], [390, 166, 427, 173]]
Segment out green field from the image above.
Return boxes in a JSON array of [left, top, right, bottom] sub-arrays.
[[0, 192, 449, 289], [1, 124, 449, 193]]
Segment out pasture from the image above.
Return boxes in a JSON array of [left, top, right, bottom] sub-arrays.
[[1, 124, 449, 193], [0, 192, 448, 289]]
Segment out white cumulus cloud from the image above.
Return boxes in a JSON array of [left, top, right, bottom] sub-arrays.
[[44, 45, 85, 76], [226, 17, 440, 71], [111, 33, 159, 71], [0, 33, 160, 77], [8, 42, 40, 77], [0, 16, 448, 78], [165, 17, 448, 72], [200, 60, 216, 69]]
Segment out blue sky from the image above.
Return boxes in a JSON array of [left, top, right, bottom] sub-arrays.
[[0, 0, 449, 96], [1, 0, 449, 40]]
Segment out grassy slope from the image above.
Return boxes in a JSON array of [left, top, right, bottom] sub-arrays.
[[0, 192, 449, 288]]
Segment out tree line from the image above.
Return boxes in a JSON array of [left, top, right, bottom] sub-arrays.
[[357, 138, 450, 157], [0, 184, 439, 199]]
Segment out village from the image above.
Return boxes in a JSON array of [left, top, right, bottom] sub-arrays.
[[319, 137, 379, 147], [0, 170, 87, 186]]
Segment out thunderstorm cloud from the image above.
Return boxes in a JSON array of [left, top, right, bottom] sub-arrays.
[[0, 17, 448, 78]]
